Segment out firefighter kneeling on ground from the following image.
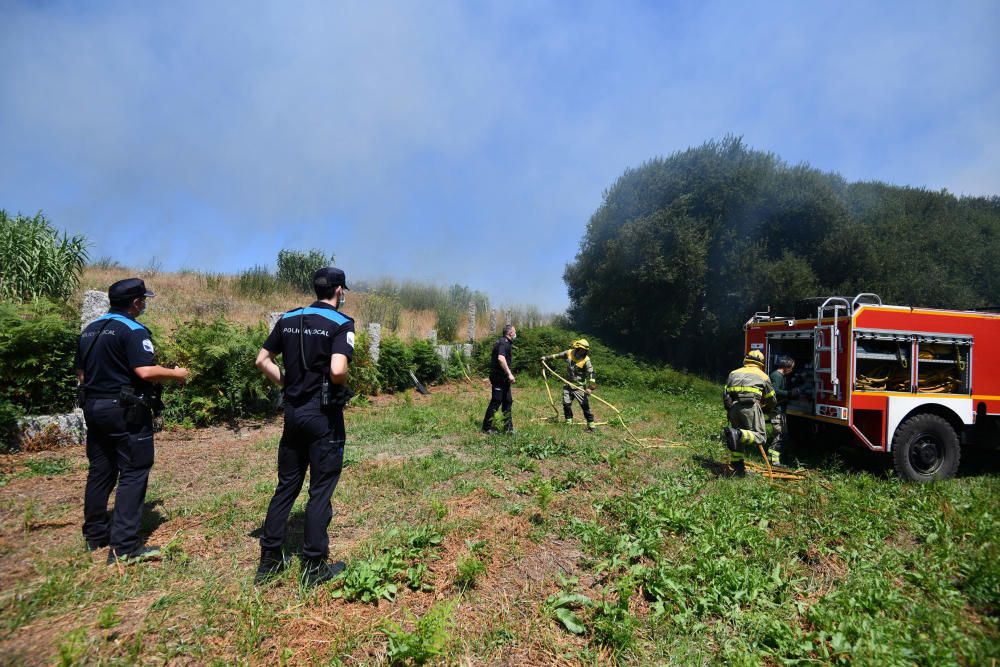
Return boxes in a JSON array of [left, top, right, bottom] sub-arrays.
[[542, 339, 598, 432], [721, 349, 777, 477]]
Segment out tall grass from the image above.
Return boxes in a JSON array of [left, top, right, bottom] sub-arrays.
[[234, 265, 282, 299], [0, 210, 89, 302], [276, 248, 335, 293]]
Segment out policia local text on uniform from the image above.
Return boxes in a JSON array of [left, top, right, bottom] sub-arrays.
[[75, 278, 189, 564], [254, 267, 356, 586]]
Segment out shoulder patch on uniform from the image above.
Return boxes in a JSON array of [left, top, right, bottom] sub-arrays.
[[142, 339, 154, 354], [346, 331, 355, 348]]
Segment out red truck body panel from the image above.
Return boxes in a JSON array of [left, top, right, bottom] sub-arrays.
[[745, 300, 1000, 454]]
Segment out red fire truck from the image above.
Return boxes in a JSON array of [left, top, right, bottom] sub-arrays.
[[744, 293, 1000, 481]]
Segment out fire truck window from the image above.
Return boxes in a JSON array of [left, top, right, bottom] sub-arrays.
[[855, 339, 911, 392], [916, 341, 970, 394]]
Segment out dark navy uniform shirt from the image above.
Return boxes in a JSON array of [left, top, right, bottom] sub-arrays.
[[489, 336, 513, 385], [75, 310, 157, 396], [263, 301, 355, 402]]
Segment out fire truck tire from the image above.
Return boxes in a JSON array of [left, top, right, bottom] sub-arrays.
[[891, 413, 961, 482]]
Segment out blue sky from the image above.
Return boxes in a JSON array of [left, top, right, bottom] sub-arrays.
[[1, 1, 998, 312]]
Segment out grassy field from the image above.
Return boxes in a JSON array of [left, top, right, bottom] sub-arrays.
[[76, 266, 493, 341], [0, 374, 998, 665]]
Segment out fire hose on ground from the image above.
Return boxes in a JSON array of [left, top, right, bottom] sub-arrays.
[[538, 359, 807, 481], [539, 358, 642, 446]]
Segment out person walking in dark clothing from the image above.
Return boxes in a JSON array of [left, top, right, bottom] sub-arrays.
[[254, 267, 355, 586], [76, 278, 188, 565], [481, 324, 516, 434]]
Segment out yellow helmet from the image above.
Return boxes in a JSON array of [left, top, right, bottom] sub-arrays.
[[743, 349, 765, 368], [572, 339, 590, 351]]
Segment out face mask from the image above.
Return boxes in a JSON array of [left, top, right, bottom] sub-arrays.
[[338, 293, 346, 308], [137, 299, 147, 316], [510, 332, 516, 341]]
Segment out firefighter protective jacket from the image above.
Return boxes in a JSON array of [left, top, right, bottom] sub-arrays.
[[547, 349, 595, 386], [724, 363, 777, 412]]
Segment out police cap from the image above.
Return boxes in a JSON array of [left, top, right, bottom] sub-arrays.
[[313, 267, 349, 290], [108, 278, 155, 302]]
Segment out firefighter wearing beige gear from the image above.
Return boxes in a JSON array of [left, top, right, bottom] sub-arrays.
[[721, 349, 776, 476]]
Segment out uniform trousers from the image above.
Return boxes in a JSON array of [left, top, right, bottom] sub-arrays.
[[82, 398, 154, 554], [482, 381, 513, 432], [261, 396, 346, 560], [562, 386, 594, 422], [726, 399, 768, 461], [770, 412, 789, 453]]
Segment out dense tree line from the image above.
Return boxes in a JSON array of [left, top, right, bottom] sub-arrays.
[[564, 136, 1000, 376]]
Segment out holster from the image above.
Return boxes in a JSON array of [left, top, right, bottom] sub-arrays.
[[322, 380, 355, 410], [120, 386, 153, 426]]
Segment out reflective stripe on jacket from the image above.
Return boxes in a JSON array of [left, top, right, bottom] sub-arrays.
[[724, 364, 776, 411]]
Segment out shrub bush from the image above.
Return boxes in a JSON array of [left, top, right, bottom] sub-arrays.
[[434, 305, 461, 342], [378, 337, 412, 393], [159, 319, 275, 426], [410, 340, 444, 385], [0, 397, 22, 452], [0, 300, 79, 416], [442, 348, 470, 382], [0, 211, 89, 302], [276, 248, 334, 293], [474, 326, 714, 397], [357, 293, 402, 331], [234, 265, 282, 299], [348, 328, 382, 397]]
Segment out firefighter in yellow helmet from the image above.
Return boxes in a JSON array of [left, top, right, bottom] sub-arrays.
[[541, 339, 597, 431], [721, 348, 777, 476]]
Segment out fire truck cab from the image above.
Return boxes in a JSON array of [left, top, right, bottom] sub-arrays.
[[744, 293, 1000, 481]]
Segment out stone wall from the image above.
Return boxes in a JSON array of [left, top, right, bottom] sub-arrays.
[[81, 290, 109, 331], [17, 409, 86, 449]]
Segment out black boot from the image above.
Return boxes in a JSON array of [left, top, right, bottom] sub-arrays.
[[300, 557, 346, 587], [85, 536, 109, 552], [721, 427, 740, 452], [255, 549, 290, 584]]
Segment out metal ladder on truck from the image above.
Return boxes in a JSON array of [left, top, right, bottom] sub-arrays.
[[814, 297, 850, 402]]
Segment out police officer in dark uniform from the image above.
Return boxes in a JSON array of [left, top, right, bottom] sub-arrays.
[[481, 324, 516, 434], [254, 267, 355, 586], [75, 278, 189, 564]]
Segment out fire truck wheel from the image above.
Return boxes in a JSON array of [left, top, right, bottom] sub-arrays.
[[891, 413, 961, 482]]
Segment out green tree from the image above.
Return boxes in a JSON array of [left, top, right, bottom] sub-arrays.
[[565, 137, 1000, 375]]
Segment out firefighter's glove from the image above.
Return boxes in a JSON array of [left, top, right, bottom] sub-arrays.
[[723, 394, 734, 411]]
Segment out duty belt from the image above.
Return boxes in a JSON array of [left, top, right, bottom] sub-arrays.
[[83, 391, 120, 400]]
